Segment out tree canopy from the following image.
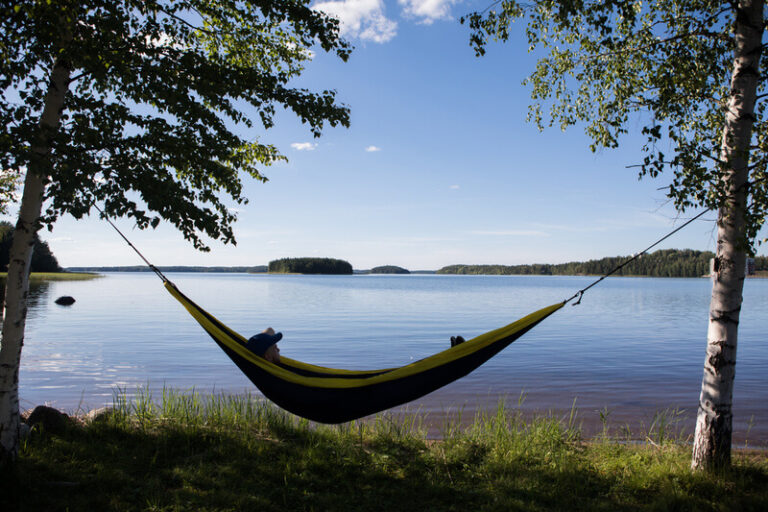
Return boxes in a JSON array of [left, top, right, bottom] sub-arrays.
[[0, 0, 351, 247], [463, 0, 767, 248]]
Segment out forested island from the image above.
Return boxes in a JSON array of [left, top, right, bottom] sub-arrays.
[[268, 257, 352, 274], [438, 249, 768, 278], [370, 265, 410, 274]]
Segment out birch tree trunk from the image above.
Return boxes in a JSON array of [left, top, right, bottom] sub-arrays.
[[0, 58, 71, 463], [691, 0, 764, 471]]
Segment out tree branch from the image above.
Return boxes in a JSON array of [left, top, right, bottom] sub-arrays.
[[590, 30, 732, 64]]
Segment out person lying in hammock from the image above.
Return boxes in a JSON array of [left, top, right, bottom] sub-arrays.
[[246, 327, 282, 363]]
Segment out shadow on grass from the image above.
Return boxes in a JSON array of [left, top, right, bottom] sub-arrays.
[[2, 402, 767, 512]]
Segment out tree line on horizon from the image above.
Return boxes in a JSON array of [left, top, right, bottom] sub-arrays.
[[0, 221, 60, 273], [437, 249, 768, 278]]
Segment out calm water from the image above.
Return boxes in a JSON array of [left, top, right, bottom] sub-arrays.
[[17, 273, 768, 442]]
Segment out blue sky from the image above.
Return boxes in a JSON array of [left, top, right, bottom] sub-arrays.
[[8, 0, 765, 270]]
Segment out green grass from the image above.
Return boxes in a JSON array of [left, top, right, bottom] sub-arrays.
[[0, 271, 102, 281], [2, 389, 766, 511]]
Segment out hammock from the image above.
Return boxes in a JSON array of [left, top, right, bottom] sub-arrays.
[[165, 281, 564, 423], [96, 202, 708, 424]]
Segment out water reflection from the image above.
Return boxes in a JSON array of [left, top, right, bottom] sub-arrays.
[[0, 278, 52, 323], [14, 273, 768, 445]]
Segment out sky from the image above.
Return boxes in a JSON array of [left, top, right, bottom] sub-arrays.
[[4, 0, 765, 270]]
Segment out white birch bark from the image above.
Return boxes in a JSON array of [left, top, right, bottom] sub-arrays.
[[0, 59, 71, 463], [691, 0, 764, 471]]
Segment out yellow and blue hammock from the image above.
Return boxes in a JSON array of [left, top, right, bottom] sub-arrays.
[[99, 203, 708, 424], [165, 281, 564, 423]]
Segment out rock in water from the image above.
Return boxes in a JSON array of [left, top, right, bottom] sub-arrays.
[[55, 296, 75, 305]]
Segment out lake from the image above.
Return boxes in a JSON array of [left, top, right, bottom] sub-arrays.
[[17, 273, 768, 443]]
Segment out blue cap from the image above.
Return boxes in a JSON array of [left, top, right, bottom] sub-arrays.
[[246, 331, 283, 356]]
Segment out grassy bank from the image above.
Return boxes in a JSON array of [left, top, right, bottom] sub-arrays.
[[0, 271, 102, 281], [3, 390, 766, 511]]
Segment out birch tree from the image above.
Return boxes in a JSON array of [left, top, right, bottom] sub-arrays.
[[0, 0, 350, 463], [463, 0, 766, 470]]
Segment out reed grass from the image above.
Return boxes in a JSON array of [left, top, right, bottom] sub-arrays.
[[3, 387, 766, 511], [0, 271, 102, 281]]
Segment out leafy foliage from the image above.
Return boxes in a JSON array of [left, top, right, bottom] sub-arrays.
[[268, 257, 352, 274], [438, 249, 715, 277], [0, 170, 19, 215], [0, 0, 351, 249], [462, 1, 767, 248], [0, 220, 60, 272]]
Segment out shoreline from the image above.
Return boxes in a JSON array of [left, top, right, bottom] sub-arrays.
[[63, 267, 768, 278], [20, 388, 768, 448]]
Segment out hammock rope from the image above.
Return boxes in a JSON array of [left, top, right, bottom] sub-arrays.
[[93, 203, 169, 283], [564, 209, 711, 305]]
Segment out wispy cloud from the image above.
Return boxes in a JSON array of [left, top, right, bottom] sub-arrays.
[[529, 210, 683, 234], [470, 230, 551, 237], [365, 145, 381, 152], [398, 0, 458, 24], [313, 0, 397, 43], [291, 142, 318, 151], [449, 184, 460, 189]]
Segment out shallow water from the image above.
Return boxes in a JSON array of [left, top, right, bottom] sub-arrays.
[[16, 273, 768, 443]]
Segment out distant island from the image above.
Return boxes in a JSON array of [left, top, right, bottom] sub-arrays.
[[437, 249, 768, 278], [268, 257, 352, 275], [370, 265, 410, 274]]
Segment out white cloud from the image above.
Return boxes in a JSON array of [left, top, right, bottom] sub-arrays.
[[449, 184, 460, 189], [365, 145, 381, 152], [291, 142, 318, 151], [313, 0, 397, 43], [398, 0, 459, 24]]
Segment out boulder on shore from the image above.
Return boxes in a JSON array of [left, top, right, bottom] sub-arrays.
[[86, 407, 112, 423], [24, 405, 70, 435]]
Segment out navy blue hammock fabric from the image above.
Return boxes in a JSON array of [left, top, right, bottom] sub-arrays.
[[165, 281, 563, 423]]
